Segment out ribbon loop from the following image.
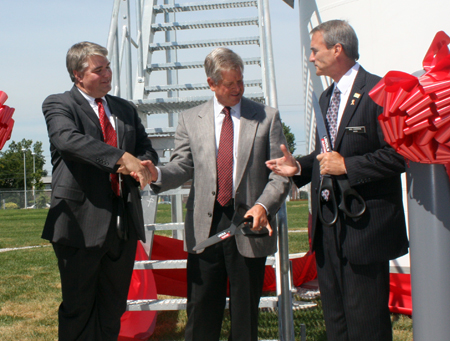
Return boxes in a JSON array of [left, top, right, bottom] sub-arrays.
[[369, 31, 450, 164]]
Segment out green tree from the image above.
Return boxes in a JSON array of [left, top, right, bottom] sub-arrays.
[[0, 139, 47, 190], [282, 122, 296, 154]]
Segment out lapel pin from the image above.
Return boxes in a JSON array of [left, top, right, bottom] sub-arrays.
[[351, 99, 356, 105], [353, 93, 361, 98]]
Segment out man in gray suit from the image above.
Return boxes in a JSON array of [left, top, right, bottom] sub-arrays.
[[145, 47, 290, 341], [42, 42, 158, 340]]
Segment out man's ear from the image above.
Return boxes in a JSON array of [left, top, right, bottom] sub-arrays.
[[207, 77, 216, 91], [334, 43, 343, 57], [73, 70, 82, 84]]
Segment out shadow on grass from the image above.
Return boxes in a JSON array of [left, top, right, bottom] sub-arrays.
[[145, 298, 329, 341], [147, 310, 186, 340]]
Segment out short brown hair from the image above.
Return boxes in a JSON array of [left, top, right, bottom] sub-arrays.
[[66, 42, 108, 82], [204, 47, 244, 84], [311, 20, 359, 61]]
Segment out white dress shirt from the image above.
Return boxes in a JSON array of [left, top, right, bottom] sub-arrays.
[[333, 62, 360, 128], [77, 88, 116, 129]]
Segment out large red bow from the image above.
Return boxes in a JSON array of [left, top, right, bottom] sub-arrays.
[[0, 91, 15, 150], [369, 31, 450, 164]]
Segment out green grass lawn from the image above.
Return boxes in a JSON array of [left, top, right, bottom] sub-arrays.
[[0, 209, 49, 248], [0, 201, 412, 340]]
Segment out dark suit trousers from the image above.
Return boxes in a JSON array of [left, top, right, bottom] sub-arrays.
[[53, 200, 138, 341], [185, 201, 267, 341], [314, 223, 392, 341]]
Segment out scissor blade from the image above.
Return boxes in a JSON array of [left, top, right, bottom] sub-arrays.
[[192, 224, 238, 251]]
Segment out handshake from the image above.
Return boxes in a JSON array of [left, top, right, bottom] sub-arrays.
[[116, 152, 158, 189]]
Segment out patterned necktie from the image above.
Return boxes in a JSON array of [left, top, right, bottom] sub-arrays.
[[216, 106, 233, 206], [96, 98, 120, 197], [326, 86, 341, 148]]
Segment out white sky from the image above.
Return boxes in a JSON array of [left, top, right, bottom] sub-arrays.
[[0, 1, 304, 173]]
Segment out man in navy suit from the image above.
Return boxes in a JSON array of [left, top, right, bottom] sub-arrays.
[[42, 41, 158, 340], [266, 20, 408, 340]]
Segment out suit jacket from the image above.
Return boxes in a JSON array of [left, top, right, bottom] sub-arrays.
[[42, 86, 158, 248], [152, 97, 291, 257], [294, 67, 408, 264]]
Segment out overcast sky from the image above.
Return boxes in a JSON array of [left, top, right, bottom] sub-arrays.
[[0, 1, 304, 173]]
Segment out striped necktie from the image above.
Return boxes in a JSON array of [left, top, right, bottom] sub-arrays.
[[326, 87, 341, 148]]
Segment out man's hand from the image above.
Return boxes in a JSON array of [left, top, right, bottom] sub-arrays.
[[317, 151, 347, 175], [265, 144, 299, 177], [128, 160, 158, 186], [244, 204, 273, 236], [116, 152, 152, 189], [139, 160, 158, 182]]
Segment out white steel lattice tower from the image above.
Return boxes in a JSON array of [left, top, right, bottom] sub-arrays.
[[106, 2, 313, 340]]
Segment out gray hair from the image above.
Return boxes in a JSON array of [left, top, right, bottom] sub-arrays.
[[204, 47, 244, 83], [66, 42, 109, 82], [311, 20, 359, 61]]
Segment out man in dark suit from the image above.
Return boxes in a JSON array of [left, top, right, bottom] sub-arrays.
[[266, 20, 408, 340], [42, 41, 158, 341], [144, 47, 291, 341]]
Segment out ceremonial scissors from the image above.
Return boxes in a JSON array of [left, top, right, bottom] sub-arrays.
[[312, 92, 366, 227], [193, 204, 268, 251]]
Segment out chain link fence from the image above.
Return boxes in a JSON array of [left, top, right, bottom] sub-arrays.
[[0, 190, 51, 209], [0, 187, 308, 209]]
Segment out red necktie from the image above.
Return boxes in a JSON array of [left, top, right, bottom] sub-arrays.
[[96, 98, 120, 197], [216, 106, 233, 206]]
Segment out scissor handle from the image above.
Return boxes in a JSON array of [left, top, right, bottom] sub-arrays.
[[336, 179, 366, 218], [318, 175, 338, 227]]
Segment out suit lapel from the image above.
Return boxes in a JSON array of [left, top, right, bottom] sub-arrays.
[[198, 99, 217, 175], [334, 68, 367, 150], [235, 97, 258, 190], [318, 86, 333, 150], [71, 86, 102, 133], [320, 86, 333, 123]]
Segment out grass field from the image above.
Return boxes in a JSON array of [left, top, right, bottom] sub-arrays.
[[0, 202, 413, 340]]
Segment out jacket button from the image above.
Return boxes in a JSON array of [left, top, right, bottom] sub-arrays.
[[212, 191, 215, 195], [208, 213, 212, 217]]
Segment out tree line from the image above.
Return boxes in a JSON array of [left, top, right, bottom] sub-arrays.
[[0, 138, 47, 190], [0, 125, 295, 207]]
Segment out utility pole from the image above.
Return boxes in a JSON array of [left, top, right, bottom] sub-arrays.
[[32, 152, 36, 208], [22, 148, 27, 209]]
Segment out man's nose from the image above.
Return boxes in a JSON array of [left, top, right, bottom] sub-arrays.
[[230, 83, 240, 91], [102, 69, 112, 78]]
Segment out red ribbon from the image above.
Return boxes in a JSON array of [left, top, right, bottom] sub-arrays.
[[0, 91, 15, 150], [369, 31, 450, 164]]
